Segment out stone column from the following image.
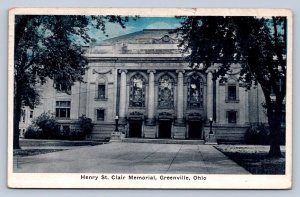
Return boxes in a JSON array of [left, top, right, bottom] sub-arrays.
[[119, 69, 127, 123], [206, 71, 213, 120], [146, 70, 156, 125], [176, 70, 185, 125]]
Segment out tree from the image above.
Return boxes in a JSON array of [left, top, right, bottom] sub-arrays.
[[176, 16, 287, 157], [14, 15, 131, 149]]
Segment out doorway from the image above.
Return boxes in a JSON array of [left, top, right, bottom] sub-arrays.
[[188, 122, 202, 139], [158, 120, 172, 138], [129, 121, 142, 138]]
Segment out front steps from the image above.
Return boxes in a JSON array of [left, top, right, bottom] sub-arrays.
[[121, 138, 205, 145]]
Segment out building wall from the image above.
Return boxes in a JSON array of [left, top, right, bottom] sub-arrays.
[[19, 29, 271, 143]]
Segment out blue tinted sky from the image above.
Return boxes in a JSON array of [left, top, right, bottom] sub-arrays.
[[89, 17, 182, 42]]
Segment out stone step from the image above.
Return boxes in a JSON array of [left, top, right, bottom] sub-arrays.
[[121, 138, 205, 145]]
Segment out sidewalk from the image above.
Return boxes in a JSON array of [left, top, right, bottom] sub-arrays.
[[13, 142, 250, 174]]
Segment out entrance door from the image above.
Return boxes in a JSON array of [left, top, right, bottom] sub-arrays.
[[188, 122, 202, 139], [159, 120, 172, 138], [129, 121, 142, 138]]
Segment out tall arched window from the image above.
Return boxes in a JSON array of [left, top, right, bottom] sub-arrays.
[[187, 74, 204, 108], [158, 74, 174, 108], [129, 73, 145, 107]]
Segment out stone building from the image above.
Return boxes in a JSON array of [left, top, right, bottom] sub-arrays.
[[20, 29, 270, 142]]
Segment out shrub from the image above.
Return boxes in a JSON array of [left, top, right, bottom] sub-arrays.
[[24, 125, 42, 139], [25, 113, 94, 140], [32, 112, 61, 139], [78, 115, 94, 134], [245, 124, 270, 145], [68, 129, 86, 140]]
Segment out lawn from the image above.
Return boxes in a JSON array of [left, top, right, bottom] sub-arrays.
[[215, 145, 285, 174], [13, 138, 105, 157], [13, 149, 67, 157], [19, 138, 105, 147]]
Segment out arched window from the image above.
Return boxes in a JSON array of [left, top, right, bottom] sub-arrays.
[[129, 73, 145, 107], [187, 74, 204, 108], [158, 74, 174, 108]]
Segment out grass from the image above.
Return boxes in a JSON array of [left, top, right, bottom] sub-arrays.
[[19, 138, 105, 147], [13, 138, 106, 157], [13, 149, 67, 157], [215, 145, 285, 174]]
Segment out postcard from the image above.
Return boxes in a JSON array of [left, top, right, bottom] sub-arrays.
[[7, 8, 292, 189]]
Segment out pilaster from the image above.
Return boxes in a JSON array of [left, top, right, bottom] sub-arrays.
[[119, 69, 128, 123], [146, 69, 156, 125]]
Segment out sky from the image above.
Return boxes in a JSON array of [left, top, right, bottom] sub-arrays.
[[88, 17, 183, 42]]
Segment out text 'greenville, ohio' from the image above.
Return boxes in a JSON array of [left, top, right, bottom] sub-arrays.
[[80, 174, 207, 181]]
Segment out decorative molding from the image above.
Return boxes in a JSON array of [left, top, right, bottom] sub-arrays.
[[176, 69, 186, 74], [127, 111, 144, 120], [187, 112, 203, 121], [225, 99, 240, 103], [147, 69, 156, 74], [92, 69, 112, 75], [152, 35, 177, 44], [158, 112, 173, 120], [94, 98, 108, 101], [118, 69, 128, 74]]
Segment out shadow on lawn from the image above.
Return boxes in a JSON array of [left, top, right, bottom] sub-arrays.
[[215, 147, 285, 174]]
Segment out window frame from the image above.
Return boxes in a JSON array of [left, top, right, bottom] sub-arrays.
[[96, 108, 105, 121], [225, 82, 239, 103], [55, 101, 71, 119], [227, 110, 238, 124], [55, 83, 72, 93], [129, 73, 146, 108], [187, 74, 204, 109], [97, 84, 106, 100], [158, 74, 174, 109]]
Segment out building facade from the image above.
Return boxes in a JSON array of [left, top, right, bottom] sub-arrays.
[[20, 29, 269, 142]]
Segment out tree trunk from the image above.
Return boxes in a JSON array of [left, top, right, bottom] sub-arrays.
[[267, 102, 283, 158], [13, 81, 22, 149], [268, 120, 282, 157]]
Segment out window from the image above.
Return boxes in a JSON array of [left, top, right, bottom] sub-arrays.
[[97, 84, 106, 99], [129, 73, 145, 107], [187, 74, 204, 108], [56, 101, 71, 119], [30, 110, 33, 119], [158, 74, 174, 108], [55, 83, 71, 93], [228, 85, 237, 101], [96, 109, 105, 121], [227, 110, 237, 123]]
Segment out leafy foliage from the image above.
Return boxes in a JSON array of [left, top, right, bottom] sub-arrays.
[[78, 115, 94, 134], [245, 124, 270, 145], [31, 112, 61, 139], [14, 15, 132, 148], [176, 16, 287, 157], [24, 125, 42, 139]]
